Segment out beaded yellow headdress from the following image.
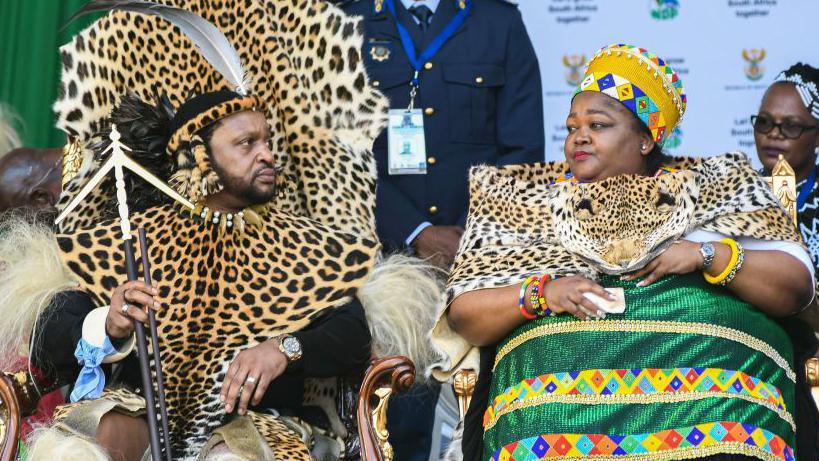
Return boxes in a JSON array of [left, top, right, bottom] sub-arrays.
[[574, 44, 687, 146]]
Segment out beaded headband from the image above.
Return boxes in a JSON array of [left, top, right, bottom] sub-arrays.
[[775, 70, 819, 119], [167, 89, 264, 153]]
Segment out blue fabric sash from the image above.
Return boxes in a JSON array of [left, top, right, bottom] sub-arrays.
[[70, 336, 117, 402]]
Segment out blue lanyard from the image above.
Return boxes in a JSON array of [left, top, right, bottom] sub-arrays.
[[797, 167, 817, 210], [384, 0, 471, 91]]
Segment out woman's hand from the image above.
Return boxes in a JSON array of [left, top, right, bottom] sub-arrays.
[[220, 339, 289, 415], [106, 280, 160, 339], [624, 240, 702, 287], [544, 275, 614, 320]]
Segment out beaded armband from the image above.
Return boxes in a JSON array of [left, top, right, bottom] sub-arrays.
[[719, 241, 745, 286], [535, 274, 556, 317], [519, 276, 538, 320]]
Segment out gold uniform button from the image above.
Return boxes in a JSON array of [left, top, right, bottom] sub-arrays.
[[424, 107, 435, 116], [427, 156, 437, 165], [372, 80, 381, 87], [475, 76, 484, 84], [424, 62, 433, 70], [428, 205, 438, 215]]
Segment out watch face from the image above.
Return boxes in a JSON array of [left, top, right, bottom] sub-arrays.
[[702, 244, 715, 257], [282, 336, 301, 354]]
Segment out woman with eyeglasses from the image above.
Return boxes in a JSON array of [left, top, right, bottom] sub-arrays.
[[755, 63, 819, 270]]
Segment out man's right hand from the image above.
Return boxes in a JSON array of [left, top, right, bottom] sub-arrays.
[[412, 225, 464, 269], [106, 281, 160, 339]]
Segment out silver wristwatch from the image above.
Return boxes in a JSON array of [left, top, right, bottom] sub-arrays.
[[277, 334, 303, 363], [699, 242, 716, 271]]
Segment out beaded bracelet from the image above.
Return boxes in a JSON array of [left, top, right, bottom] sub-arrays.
[[518, 276, 538, 320], [536, 274, 555, 317], [704, 238, 741, 285], [719, 241, 745, 286], [529, 276, 541, 316]]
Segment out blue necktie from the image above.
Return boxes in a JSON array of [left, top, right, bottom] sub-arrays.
[[409, 4, 434, 32]]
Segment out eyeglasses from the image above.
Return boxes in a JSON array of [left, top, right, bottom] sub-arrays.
[[751, 115, 819, 139]]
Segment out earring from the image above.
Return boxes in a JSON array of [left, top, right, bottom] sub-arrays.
[[641, 144, 647, 152]]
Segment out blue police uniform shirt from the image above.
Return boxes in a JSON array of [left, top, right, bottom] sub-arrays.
[[341, 0, 545, 252]]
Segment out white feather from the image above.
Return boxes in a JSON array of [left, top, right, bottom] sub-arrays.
[[75, 1, 248, 94]]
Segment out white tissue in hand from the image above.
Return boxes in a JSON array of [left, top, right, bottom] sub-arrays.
[[582, 288, 626, 314]]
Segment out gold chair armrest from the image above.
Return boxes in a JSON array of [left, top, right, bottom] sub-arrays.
[[765, 154, 798, 227], [0, 373, 22, 461], [807, 357, 819, 414], [0, 367, 56, 461], [5, 370, 46, 418], [807, 357, 819, 387], [357, 356, 415, 461], [453, 369, 477, 421]]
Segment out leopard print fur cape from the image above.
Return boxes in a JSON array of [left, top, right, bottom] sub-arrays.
[[428, 152, 802, 380], [446, 152, 801, 302], [54, 0, 387, 241], [57, 205, 378, 454]]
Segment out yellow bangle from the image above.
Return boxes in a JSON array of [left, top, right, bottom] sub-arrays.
[[703, 238, 739, 285]]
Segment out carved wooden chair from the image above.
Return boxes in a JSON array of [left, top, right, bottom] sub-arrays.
[[0, 354, 415, 461], [449, 154, 819, 429], [765, 155, 819, 406]]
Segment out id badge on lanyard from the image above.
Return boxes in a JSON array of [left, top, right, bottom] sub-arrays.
[[388, 107, 427, 175], [388, 79, 426, 175], [385, 0, 472, 176]]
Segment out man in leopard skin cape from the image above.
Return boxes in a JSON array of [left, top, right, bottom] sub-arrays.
[[0, 1, 443, 460]]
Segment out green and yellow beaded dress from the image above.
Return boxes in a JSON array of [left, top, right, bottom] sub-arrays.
[[485, 274, 795, 460]]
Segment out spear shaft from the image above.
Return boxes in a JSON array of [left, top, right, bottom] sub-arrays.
[[138, 228, 173, 460]]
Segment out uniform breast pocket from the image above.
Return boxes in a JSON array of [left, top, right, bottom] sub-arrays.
[[367, 67, 412, 150], [369, 67, 412, 93], [442, 63, 505, 144]]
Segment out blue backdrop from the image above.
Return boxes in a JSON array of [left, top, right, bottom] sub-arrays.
[[517, 0, 819, 165]]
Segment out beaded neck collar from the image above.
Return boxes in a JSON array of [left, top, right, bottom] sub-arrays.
[[185, 202, 272, 234]]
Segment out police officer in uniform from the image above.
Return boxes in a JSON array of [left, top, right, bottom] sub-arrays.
[[337, 0, 544, 458], [340, 0, 543, 263]]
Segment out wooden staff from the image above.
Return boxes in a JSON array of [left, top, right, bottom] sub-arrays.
[[123, 237, 164, 461], [139, 228, 173, 461], [56, 126, 191, 460]]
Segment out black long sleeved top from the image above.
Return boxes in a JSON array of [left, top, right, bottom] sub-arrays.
[[31, 290, 371, 410]]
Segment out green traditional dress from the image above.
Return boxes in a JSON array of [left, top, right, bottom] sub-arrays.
[[485, 274, 795, 460], [431, 154, 807, 461]]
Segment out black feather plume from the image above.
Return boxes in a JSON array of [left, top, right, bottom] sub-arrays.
[[91, 92, 177, 212]]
